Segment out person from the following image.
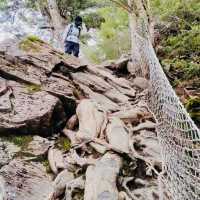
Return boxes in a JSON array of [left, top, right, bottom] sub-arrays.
[[63, 16, 82, 57]]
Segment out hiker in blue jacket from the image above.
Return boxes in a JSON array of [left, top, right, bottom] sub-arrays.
[[63, 16, 82, 57]]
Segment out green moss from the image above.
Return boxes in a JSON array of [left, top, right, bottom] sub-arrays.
[[2, 135, 33, 150], [19, 35, 43, 52], [42, 159, 51, 173], [26, 84, 42, 94], [56, 136, 71, 151]]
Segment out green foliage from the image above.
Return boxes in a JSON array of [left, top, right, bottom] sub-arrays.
[[154, 0, 200, 83], [151, 0, 200, 21], [82, 13, 105, 30], [162, 58, 200, 81], [24, 0, 38, 9], [56, 136, 71, 151], [42, 159, 52, 173], [0, 0, 8, 10], [162, 30, 200, 58], [83, 6, 131, 63], [56, 0, 96, 19]]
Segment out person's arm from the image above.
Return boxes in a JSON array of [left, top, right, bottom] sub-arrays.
[[62, 24, 71, 43]]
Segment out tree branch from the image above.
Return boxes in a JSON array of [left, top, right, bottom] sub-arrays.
[[110, 0, 132, 12]]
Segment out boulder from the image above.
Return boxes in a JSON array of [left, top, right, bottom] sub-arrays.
[[0, 139, 20, 167], [84, 153, 122, 200], [106, 117, 129, 153], [0, 159, 54, 200], [76, 99, 105, 140], [131, 77, 149, 90], [26, 136, 53, 156], [0, 79, 66, 135]]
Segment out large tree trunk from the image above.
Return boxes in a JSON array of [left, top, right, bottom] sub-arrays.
[[128, 0, 154, 78], [47, 0, 66, 49]]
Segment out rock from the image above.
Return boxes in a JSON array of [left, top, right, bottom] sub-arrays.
[[53, 169, 74, 198], [105, 57, 129, 71], [106, 117, 129, 153], [0, 88, 12, 113], [138, 130, 161, 166], [0, 78, 7, 95], [0, 41, 79, 104], [53, 149, 65, 170], [76, 99, 105, 140], [131, 77, 149, 90], [0, 176, 6, 200], [90, 142, 107, 154], [78, 84, 119, 112], [84, 153, 122, 200], [127, 61, 136, 74], [0, 139, 20, 167], [66, 114, 78, 130], [104, 88, 129, 103], [65, 176, 85, 200], [0, 159, 54, 200], [26, 136, 53, 156], [0, 80, 66, 135]]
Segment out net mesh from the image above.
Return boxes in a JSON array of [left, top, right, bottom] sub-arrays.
[[134, 34, 200, 200]]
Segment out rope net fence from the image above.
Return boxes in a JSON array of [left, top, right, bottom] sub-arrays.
[[134, 33, 200, 200]]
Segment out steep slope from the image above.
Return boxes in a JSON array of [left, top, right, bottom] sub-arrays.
[[0, 37, 161, 200]]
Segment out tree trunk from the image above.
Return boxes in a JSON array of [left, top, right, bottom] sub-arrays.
[[47, 0, 66, 49], [128, 0, 154, 78]]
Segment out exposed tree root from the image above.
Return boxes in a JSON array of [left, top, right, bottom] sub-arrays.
[[65, 176, 85, 200]]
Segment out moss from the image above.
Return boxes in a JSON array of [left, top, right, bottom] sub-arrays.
[[2, 135, 33, 150], [26, 84, 42, 94], [56, 136, 71, 151], [42, 159, 51, 173], [185, 97, 200, 124], [19, 35, 43, 52]]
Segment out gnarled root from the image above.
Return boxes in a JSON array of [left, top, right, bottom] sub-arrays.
[[65, 176, 85, 200], [65, 150, 97, 167], [53, 169, 74, 198], [48, 148, 65, 174]]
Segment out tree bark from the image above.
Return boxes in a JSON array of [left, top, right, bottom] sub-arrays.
[[47, 0, 66, 49], [128, 0, 154, 78]]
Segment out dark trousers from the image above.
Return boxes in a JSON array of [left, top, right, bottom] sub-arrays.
[[64, 41, 80, 57]]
